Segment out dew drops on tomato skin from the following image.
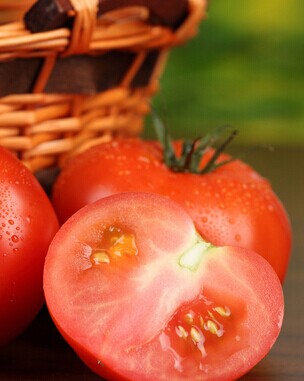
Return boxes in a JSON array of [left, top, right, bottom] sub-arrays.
[[218, 203, 226, 210], [185, 201, 195, 209], [268, 204, 275, 212], [117, 170, 131, 176], [11, 235, 19, 243]]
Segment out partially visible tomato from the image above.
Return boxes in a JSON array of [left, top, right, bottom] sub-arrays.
[[52, 138, 291, 282], [44, 192, 284, 381], [0, 147, 59, 345]]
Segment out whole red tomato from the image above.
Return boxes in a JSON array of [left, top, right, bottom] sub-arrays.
[[52, 137, 291, 282], [45, 192, 284, 381], [0, 147, 59, 345]]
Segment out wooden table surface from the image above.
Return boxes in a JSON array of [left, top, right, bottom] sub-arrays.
[[0, 146, 303, 381]]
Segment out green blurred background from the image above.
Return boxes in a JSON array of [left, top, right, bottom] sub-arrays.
[[144, 0, 304, 145]]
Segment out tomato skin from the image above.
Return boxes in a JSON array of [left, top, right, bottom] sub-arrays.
[[52, 139, 291, 282], [0, 147, 59, 345], [44, 192, 284, 381]]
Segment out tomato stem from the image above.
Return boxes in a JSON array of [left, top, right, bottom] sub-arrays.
[[151, 110, 238, 174]]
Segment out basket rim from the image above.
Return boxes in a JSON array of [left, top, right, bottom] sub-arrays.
[[0, 0, 207, 61]]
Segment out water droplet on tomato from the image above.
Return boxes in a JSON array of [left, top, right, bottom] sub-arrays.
[[235, 234, 241, 242], [244, 192, 251, 199], [185, 201, 194, 208], [13, 248, 19, 254], [201, 217, 208, 223], [228, 218, 235, 225], [26, 216, 31, 224], [11, 235, 19, 243], [268, 205, 274, 212], [8, 219, 14, 225]]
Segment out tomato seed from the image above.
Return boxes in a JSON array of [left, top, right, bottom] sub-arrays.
[[206, 320, 219, 335], [176, 325, 188, 339], [91, 252, 110, 265], [190, 327, 201, 343], [184, 313, 194, 324], [213, 306, 231, 318]]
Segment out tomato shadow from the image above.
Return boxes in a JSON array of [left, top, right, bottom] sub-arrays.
[[0, 305, 102, 380]]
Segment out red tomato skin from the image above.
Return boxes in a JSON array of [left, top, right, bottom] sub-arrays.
[[0, 147, 59, 345], [44, 192, 284, 381], [52, 139, 292, 282]]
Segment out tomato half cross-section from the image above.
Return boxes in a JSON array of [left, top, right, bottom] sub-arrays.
[[0, 147, 59, 345], [51, 138, 291, 283], [44, 192, 284, 381]]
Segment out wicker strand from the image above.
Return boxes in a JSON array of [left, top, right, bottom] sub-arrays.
[[64, 0, 99, 55], [32, 54, 58, 93], [0, 0, 207, 59]]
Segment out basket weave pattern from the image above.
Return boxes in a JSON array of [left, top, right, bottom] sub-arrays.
[[0, 0, 206, 172]]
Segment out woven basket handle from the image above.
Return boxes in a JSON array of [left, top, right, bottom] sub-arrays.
[[25, 0, 188, 33]]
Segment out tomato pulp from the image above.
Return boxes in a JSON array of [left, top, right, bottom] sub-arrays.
[[52, 139, 292, 283], [44, 192, 284, 381], [0, 147, 59, 344]]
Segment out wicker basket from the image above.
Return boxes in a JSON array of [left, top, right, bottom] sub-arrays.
[[0, 0, 206, 172]]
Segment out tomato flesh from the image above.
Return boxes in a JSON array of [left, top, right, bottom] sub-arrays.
[[159, 294, 246, 373], [44, 192, 284, 381]]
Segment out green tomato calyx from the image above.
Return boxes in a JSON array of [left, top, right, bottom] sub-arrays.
[[152, 110, 237, 174]]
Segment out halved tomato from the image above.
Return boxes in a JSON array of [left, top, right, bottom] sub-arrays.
[[44, 192, 284, 381]]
